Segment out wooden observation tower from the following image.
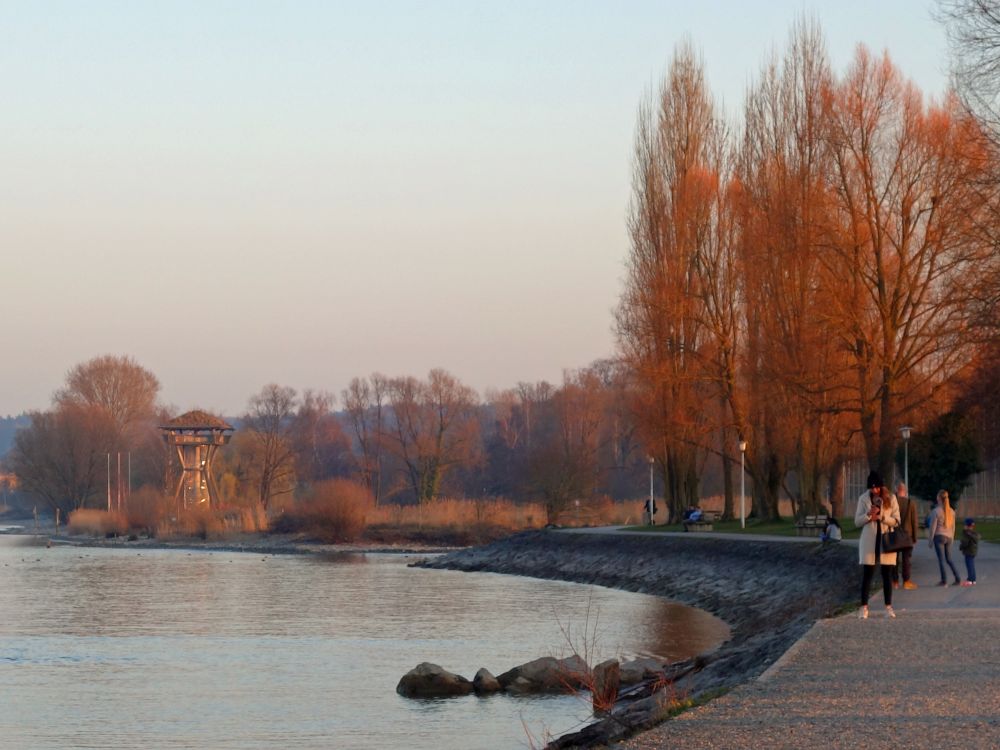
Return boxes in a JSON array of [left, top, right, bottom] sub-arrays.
[[161, 410, 233, 509]]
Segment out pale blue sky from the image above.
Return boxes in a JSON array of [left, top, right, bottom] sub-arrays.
[[0, 1, 949, 416]]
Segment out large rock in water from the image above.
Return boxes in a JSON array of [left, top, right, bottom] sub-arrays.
[[396, 663, 474, 698], [619, 657, 665, 685], [591, 659, 620, 712], [473, 668, 502, 695], [496, 655, 589, 695]]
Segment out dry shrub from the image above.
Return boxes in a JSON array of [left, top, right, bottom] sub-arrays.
[[593, 498, 640, 526], [126, 485, 171, 535], [553, 497, 638, 527], [151, 501, 267, 540], [158, 506, 228, 540], [279, 479, 374, 542], [67, 508, 128, 537], [363, 497, 547, 545], [368, 497, 545, 530], [238, 503, 268, 533]]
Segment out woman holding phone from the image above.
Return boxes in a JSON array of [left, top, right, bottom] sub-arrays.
[[855, 472, 901, 619]]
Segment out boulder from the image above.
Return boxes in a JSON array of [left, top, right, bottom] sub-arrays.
[[497, 655, 589, 695], [396, 662, 473, 698], [472, 668, 502, 695], [591, 659, 620, 712], [619, 657, 666, 685]]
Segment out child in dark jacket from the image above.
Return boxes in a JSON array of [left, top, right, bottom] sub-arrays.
[[959, 518, 980, 587]]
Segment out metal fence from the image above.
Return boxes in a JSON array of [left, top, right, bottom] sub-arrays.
[[844, 458, 1000, 520]]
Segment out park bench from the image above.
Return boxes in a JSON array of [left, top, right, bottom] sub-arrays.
[[796, 514, 829, 536], [683, 510, 720, 532]]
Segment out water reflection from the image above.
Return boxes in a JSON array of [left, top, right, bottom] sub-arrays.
[[0, 537, 728, 750], [310, 550, 370, 565]]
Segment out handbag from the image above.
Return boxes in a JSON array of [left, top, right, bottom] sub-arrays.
[[882, 527, 913, 552]]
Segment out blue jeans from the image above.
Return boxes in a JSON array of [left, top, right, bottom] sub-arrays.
[[965, 555, 977, 583], [934, 535, 961, 583]]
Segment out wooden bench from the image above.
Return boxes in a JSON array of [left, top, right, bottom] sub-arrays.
[[796, 514, 829, 536], [683, 510, 720, 532]]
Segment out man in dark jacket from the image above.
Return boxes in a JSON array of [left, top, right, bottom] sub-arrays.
[[893, 482, 919, 589]]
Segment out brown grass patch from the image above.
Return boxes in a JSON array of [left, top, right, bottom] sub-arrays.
[[368, 497, 545, 530], [67, 509, 128, 537], [125, 486, 171, 535]]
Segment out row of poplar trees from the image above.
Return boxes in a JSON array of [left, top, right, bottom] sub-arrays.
[[616, 20, 1000, 523]]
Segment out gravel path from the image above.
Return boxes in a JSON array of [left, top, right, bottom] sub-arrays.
[[616, 536, 1000, 749]]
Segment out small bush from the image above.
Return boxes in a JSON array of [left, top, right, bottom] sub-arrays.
[[67, 509, 128, 537], [281, 479, 374, 542], [166, 506, 229, 540], [126, 486, 171, 536], [239, 504, 268, 533]]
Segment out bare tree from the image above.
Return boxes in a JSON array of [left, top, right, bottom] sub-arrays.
[[735, 19, 852, 518], [8, 404, 117, 514], [526, 368, 608, 524], [616, 41, 719, 521], [342, 374, 389, 503], [291, 389, 350, 486], [56, 354, 160, 437], [385, 369, 480, 504], [938, 0, 1000, 138], [823, 46, 998, 477], [241, 384, 299, 510]]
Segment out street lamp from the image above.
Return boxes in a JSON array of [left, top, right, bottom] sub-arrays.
[[900, 426, 912, 491], [739, 438, 747, 529], [648, 456, 655, 526]]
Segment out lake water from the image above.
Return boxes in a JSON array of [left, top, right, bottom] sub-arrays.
[[0, 532, 728, 749]]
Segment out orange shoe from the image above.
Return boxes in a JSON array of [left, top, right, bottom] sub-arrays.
[[903, 581, 918, 590]]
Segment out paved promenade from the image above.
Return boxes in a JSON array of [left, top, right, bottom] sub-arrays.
[[613, 532, 1000, 749]]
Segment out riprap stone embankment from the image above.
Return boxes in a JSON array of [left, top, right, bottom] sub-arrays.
[[419, 530, 858, 748]]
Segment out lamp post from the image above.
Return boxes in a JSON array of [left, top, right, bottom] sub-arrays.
[[648, 456, 655, 526], [900, 426, 912, 491], [739, 438, 747, 529]]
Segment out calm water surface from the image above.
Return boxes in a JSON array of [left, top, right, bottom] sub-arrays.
[[0, 533, 728, 749]]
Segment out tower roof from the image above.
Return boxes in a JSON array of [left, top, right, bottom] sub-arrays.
[[161, 410, 233, 431]]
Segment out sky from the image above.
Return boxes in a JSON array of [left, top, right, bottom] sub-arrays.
[[0, 1, 952, 417]]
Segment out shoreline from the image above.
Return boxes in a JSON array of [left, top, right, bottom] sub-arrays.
[[3, 521, 860, 748], [418, 529, 858, 748], [0, 523, 460, 556]]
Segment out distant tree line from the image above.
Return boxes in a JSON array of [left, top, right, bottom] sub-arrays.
[[2, 354, 654, 523]]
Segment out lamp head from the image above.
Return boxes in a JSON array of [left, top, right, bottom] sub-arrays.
[[900, 425, 912, 441]]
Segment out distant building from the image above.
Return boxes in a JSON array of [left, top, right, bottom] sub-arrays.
[[160, 410, 233, 509]]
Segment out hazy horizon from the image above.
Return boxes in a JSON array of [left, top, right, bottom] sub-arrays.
[[1, 1, 949, 417]]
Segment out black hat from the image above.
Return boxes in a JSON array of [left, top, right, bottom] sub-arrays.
[[865, 471, 883, 489]]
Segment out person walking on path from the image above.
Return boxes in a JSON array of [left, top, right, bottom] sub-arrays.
[[959, 517, 980, 587], [927, 490, 962, 586], [891, 482, 919, 590], [855, 472, 901, 619]]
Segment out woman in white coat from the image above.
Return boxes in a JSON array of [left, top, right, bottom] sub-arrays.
[[854, 473, 901, 619]]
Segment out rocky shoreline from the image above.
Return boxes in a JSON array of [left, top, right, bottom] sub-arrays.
[[418, 530, 859, 748], [0, 524, 458, 557], [3, 522, 861, 747]]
